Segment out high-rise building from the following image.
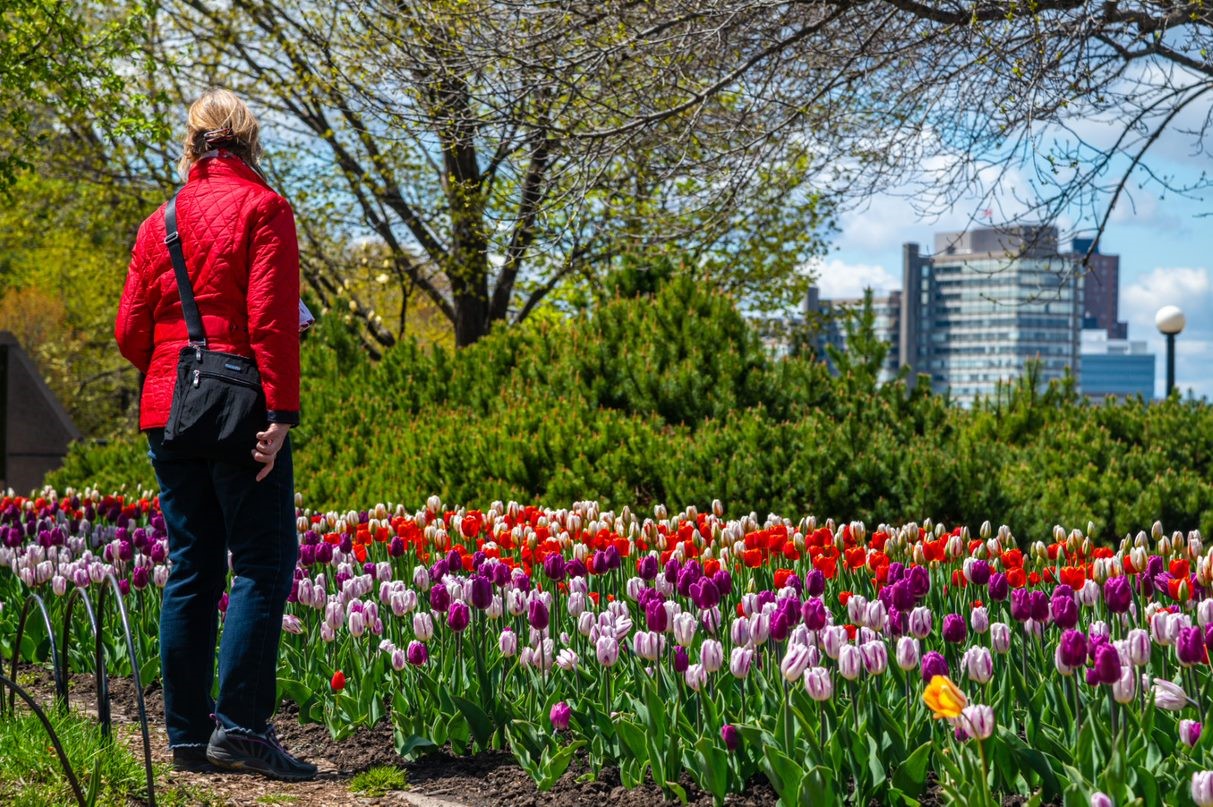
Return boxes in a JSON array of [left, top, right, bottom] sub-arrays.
[[1071, 238, 1128, 339], [900, 226, 1083, 406], [804, 287, 901, 382], [1079, 330, 1154, 400]]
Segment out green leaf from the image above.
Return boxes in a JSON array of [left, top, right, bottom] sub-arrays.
[[893, 741, 932, 796], [538, 740, 584, 790], [762, 746, 805, 805], [453, 695, 494, 750], [614, 718, 648, 762], [866, 733, 887, 789], [694, 737, 728, 800]]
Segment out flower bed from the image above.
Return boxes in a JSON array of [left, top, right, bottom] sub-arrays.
[[2, 488, 1212, 805]]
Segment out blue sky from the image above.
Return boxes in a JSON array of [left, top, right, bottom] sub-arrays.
[[814, 148, 1213, 400]]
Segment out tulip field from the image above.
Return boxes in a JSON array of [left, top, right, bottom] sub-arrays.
[[6, 489, 1213, 805]]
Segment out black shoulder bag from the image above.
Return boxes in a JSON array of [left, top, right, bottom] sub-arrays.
[[161, 192, 267, 465]]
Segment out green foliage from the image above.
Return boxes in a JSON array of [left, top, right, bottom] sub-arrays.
[[0, 171, 149, 437], [50, 277, 1213, 540], [0, 707, 160, 806], [0, 1, 167, 193], [348, 765, 408, 796]]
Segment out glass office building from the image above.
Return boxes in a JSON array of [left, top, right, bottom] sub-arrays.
[[1079, 330, 1154, 400], [901, 226, 1083, 406]]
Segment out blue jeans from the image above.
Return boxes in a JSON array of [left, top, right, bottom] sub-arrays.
[[147, 428, 296, 747]]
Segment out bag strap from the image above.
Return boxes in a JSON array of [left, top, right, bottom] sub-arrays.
[[163, 193, 207, 348]]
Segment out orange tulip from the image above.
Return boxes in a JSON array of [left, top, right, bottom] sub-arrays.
[[923, 675, 967, 720]]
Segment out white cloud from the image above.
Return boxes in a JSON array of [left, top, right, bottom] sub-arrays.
[[807, 258, 900, 299], [1122, 267, 1213, 399]]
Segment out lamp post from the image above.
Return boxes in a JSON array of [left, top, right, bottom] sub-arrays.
[[1155, 305, 1186, 397]]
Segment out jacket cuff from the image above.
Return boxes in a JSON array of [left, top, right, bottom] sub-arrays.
[[266, 410, 300, 426]]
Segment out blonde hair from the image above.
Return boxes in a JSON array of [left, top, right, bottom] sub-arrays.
[[178, 89, 263, 180]]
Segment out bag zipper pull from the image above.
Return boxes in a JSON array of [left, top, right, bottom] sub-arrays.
[[193, 369, 201, 388]]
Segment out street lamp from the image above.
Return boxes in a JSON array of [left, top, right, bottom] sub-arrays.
[[1155, 305, 1186, 397]]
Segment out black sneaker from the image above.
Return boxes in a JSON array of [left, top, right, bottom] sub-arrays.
[[205, 724, 317, 781], [172, 746, 214, 772]]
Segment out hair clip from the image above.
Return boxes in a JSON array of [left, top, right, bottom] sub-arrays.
[[203, 126, 236, 147]]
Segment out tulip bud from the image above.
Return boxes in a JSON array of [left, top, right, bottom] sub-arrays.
[[1192, 772, 1213, 807], [804, 667, 833, 701]]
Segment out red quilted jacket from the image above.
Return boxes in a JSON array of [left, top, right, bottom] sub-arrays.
[[115, 151, 301, 431]]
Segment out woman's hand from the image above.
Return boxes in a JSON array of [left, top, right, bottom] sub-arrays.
[[253, 422, 291, 482]]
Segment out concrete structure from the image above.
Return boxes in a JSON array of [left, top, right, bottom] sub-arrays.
[[900, 226, 1083, 406], [1079, 329, 1154, 400], [0, 332, 80, 492]]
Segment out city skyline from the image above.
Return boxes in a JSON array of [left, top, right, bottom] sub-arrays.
[[813, 168, 1212, 399]]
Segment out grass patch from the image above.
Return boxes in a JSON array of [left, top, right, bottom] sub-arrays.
[[0, 703, 206, 806], [349, 765, 408, 796]]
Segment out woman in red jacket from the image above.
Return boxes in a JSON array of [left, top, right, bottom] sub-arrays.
[[115, 89, 314, 781]]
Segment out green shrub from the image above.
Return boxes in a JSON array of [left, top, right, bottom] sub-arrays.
[[48, 277, 1213, 542]]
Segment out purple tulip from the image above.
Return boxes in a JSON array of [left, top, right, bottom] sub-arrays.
[[470, 575, 493, 609], [565, 558, 587, 579], [674, 646, 689, 673], [528, 599, 550, 631], [131, 566, 149, 591], [338, 534, 353, 554], [1181, 719, 1202, 748], [1028, 590, 1049, 621], [315, 543, 333, 564], [638, 555, 659, 581], [1051, 595, 1079, 630], [987, 573, 1008, 602], [603, 545, 621, 571], [645, 599, 668, 632], [429, 585, 451, 613], [491, 562, 511, 587], [692, 578, 720, 610], [1058, 629, 1088, 668], [802, 597, 827, 630], [511, 568, 532, 593], [943, 613, 967, 644], [299, 544, 317, 566], [430, 559, 450, 582], [712, 569, 733, 596], [447, 549, 464, 573], [550, 701, 572, 731], [921, 651, 948, 682], [886, 562, 905, 584], [543, 553, 566, 582], [664, 558, 681, 583], [1178, 626, 1207, 666], [968, 559, 990, 585], [908, 565, 930, 598], [1084, 642, 1122, 685], [1010, 589, 1030, 622], [770, 611, 790, 643], [805, 569, 825, 597], [720, 724, 741, 752], [1103, 577, 1131, 613], [447, 601, 470, 632], [388, 536, 405, 557], [406, 640, 428, 666], [891, 580, 914, 611]]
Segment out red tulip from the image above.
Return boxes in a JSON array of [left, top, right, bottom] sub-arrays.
[[330, 670, 346, 692]]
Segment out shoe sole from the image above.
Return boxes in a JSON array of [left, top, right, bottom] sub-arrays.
[[206, 747, 317, 782]]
